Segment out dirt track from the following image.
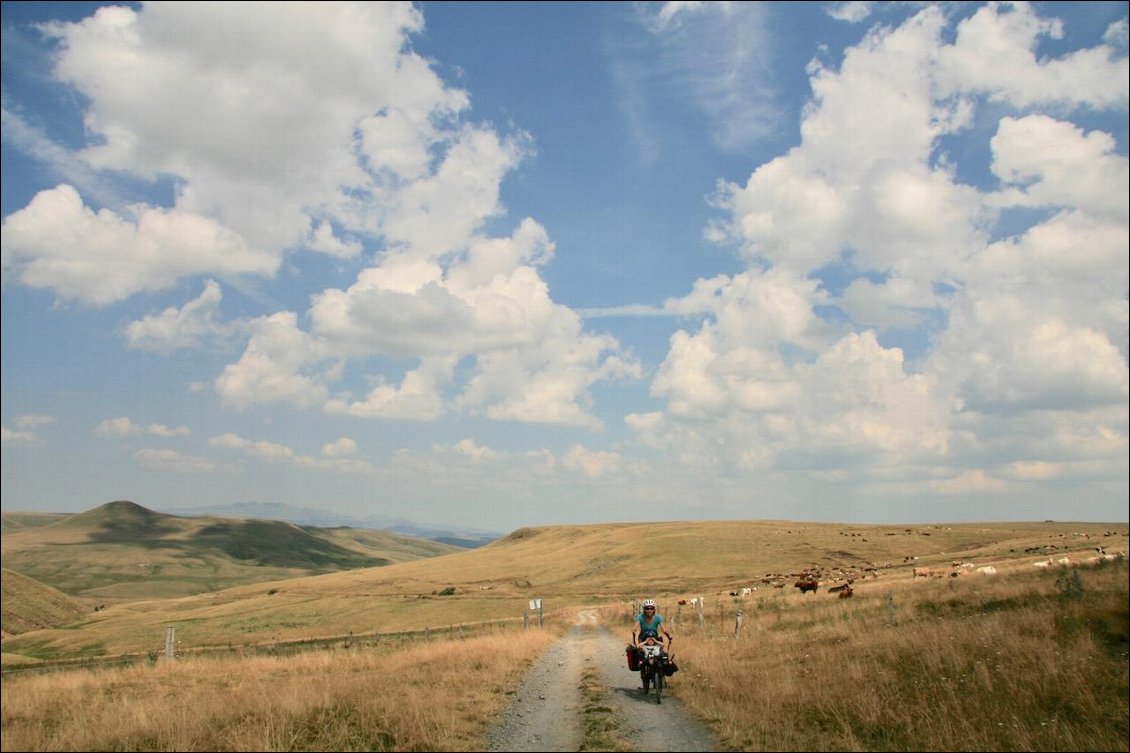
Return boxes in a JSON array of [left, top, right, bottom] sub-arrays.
[[485, 610, 722, 752]]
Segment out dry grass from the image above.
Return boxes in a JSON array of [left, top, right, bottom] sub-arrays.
[[7, 519, 1123, 663], [662, 560, 1129, 752], [3, 518, 1127, 751], [1, 624, 561, 752]]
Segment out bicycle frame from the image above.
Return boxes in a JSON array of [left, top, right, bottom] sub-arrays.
[[638, 642, 667, 703]]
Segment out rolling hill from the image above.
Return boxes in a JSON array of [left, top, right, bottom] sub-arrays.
[[0, 568, 87, 638], [2, 517, 1124, 663], [0, 500, 462, 602]]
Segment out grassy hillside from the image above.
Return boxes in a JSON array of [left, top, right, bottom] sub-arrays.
[[0, 501, 460, 603], [2, 517, 1124, 662], [0, 512, 70, 534], [0, 568, 87, 638]]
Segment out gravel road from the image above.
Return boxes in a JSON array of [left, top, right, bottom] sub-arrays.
[[485, 610, 723, 752]]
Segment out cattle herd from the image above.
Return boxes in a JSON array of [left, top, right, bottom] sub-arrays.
[[711, 530, 1127, 602]]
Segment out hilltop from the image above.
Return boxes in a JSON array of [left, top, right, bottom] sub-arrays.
[[0, 500, 462, 602]]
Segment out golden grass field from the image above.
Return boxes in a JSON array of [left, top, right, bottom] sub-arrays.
[[0, 502, 463, 606], [2, 514, 1127, 750]]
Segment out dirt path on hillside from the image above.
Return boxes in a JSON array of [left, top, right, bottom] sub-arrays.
[[485, 610, 723, 752]]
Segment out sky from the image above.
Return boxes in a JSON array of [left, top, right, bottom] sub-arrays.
[[2, 1, 1127, 532]]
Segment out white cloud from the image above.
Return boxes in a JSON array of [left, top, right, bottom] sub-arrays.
[[937, 2, 1129, 109], [126, 280, 231, 353], [989, 115, 1129, 220], [15, 414, 55, 429], [324, 357, 453, 421], [1, 186, 277, 305], [305, 220, 638, 427], [563, 445, 621, 478], [321, 437, 357, 458], [929, 470, 1008, 494], [133, 448, 214, 473], [827, 2, 873, 24], [94, 417, 142, 439], [638, 1, 781, 151], [147, 423, 192, 438], [214, 312, 334, 410], [640, 2, 1128, 501], [94, 417, 192, 439], [1, 427, 44, 446], [5, 2, 472, 303], [209, 432, 373, 474]]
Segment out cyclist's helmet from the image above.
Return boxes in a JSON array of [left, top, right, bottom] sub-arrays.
[[642, 599, 656, 608]]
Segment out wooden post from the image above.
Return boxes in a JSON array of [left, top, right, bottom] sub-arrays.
[[425, 625, 430, 640], [696, 597, 704, 629], [165, 625, 175, 659], [734, 609, 743, 639], [524, 610, 529, 629], [887, 592, 897, 626]]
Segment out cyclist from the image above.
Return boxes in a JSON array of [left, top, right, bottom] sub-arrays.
[[632, 598, 673, 648]]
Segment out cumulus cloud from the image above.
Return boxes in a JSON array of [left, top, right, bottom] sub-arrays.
[[15, 414, 55, 429], [94, 417, 192, 439], [126, 280, 231, 353], [3, 2, 468, 302], [94, 417, 143, 439], [1, 186, 277, 305], [2, 3, 640, 432], [636, 2, 1129, 500], [321, 437, 358, 458], [133, 448, 214, 473], [209, 432, 373, 473], [936, 2, 1129, 109], [563, 445, 621, 478], [2, 427, 44, 446]]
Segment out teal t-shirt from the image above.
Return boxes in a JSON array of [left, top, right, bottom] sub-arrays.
[[636, 613, 663, 639]]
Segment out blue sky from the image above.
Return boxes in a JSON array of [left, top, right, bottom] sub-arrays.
[[2, 1, 1127, 531]]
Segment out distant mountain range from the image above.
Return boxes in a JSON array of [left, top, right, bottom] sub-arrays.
[[160, 501, 503, 548]]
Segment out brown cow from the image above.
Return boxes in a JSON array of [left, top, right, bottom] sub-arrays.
[[838, 586, 854, 599], [794, 580, 819, 594]]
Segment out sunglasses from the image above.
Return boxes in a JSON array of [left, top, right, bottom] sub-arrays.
[[643, 607, 655, 610]]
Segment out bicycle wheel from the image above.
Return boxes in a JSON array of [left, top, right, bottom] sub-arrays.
[[655, 664, 664, 704], [641, 666, 650, 693]]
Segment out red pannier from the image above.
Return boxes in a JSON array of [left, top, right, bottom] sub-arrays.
[[625, 645, 643, 670]]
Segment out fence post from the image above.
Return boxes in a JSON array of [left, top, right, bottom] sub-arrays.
[[887, 592, 897, 626], [734, 609, 743, 639], [524, 610, 529, 629], [425, 625, 430, 641], [696, 598, 704, 629], [165, 625, 176, 659]]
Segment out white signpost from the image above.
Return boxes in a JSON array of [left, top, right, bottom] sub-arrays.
[[527, 598, 544, 628]]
